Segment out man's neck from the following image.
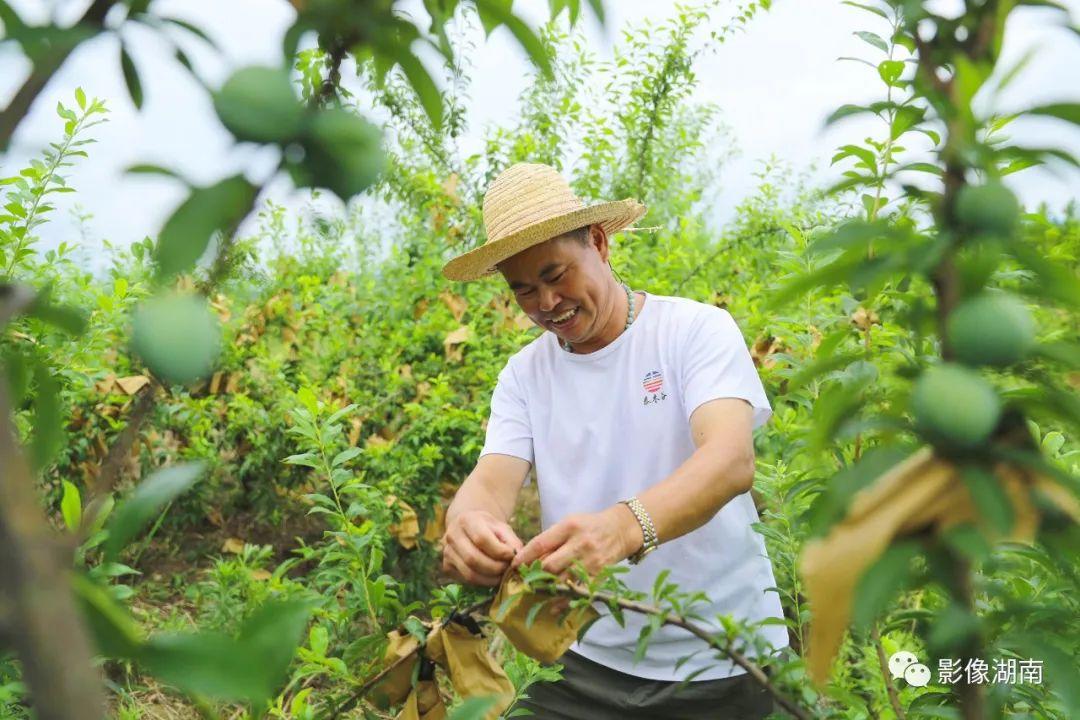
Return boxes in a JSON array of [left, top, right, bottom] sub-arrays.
[[563, 282, 633, 355]]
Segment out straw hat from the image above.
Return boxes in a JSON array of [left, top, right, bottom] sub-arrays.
[[442, 163, 647, 282]]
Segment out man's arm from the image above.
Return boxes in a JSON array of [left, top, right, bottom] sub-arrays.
[[442, 453, 531, 586], [512, 397, 756, 576]]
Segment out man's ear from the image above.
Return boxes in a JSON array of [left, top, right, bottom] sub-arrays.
[[590, 224, 610, 263]]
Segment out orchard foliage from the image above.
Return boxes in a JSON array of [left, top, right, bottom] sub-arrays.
[[1, 0, 1078, 719]]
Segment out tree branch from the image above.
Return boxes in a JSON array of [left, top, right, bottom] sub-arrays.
[[86, 379, 157, 501], [0, 375, 107, 720], [329, 581, 813, 720], [0, 0, 117, 152]]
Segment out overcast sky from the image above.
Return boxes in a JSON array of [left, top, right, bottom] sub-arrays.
[[2, 0, 1078, 266]]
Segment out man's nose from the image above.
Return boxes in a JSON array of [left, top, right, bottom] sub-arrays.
[[537, 285, 561, 313]]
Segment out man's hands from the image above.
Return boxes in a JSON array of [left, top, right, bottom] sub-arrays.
[[442, 504, 644, 586], [441, 509, 524, 586], [510, 504, 642, 578]]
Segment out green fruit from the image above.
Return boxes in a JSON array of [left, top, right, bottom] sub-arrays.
[[911, 364, 1001, 450], [132, 294, 220, 385], [213, 66, 305, 143], [947, 293, 1035, 367], [955, 181, 1020, 238], [299, 109, 384, 200]]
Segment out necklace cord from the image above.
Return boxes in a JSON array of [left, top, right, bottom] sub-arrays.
[[559, 283, 634, 353]]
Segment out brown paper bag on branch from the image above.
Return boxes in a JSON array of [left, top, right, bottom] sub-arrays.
[[371, 628, 420, 709], [425, 618, 513, 720], [397, 679, 447, 720], [490, 573, 600, 664], [387, 494, 420, 550], [800, 446, 1079, 686]]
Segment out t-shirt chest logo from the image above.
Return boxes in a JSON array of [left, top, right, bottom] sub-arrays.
[[641, 369, 668, 405]]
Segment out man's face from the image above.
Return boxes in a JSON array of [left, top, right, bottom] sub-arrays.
[[497, 227, 614, 346]]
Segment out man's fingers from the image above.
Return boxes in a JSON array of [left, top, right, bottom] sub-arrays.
[[464, 517, 516, 561], [514, 523, 571, 568], [492, 523, 524, 554], [454, 536, 510, 576], [539, 542, 577, 577], [443, 544, 503, 587]]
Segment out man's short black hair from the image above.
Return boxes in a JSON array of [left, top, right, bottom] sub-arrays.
[[560, 224, 591, 247]]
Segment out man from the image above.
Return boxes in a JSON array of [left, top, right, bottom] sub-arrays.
[[440, 163, 788, 719]]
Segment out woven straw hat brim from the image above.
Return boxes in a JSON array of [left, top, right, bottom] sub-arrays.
[[442, 198, 646, 282]]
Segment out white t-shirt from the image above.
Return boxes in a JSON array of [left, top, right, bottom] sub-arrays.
[[479, 292, 789, 681]]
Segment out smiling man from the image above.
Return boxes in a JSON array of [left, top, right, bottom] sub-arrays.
[[440, 163, 787, 719]]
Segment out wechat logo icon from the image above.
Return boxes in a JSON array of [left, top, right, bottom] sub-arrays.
[[889, 650, 931, 688]]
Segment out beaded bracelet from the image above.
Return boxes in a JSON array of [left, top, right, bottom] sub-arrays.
[[620, 496, 658, 564]]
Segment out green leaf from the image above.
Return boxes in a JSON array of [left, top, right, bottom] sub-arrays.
[[238, 599, 313, 687], [61, 480, 82, 531], [807, 447, 912, 536], [72, 572, 143, 659], [853, 538, 915, 630], [154, 175, 257, 279], [27, 295, 87, 335], [308, 625, 329, 656], [332, 447, 361, 467], [30, 363, 61, 472], [854, 30, 888, 53], [1014, 0, 1068, 10], [915, 127, 941, 145], [474, 0, 508, 34], [960, 466, 1015, 535], [890, 105, 925, 140], [124, 163, 189, 184], [476, 0, 553, 80], [1009, 636, 1080, 714], [826, 101, 903, 125], [447, 697, 498, 720], [1026, 103, 1080, 126], [120, 44, 143, 109], [877, 59, 904, 87], [160, 16, 219, 49], [84, 494, 115, 536], [927, 603, 980, 655], [382, 39, 443, 128], [284, 452, 320, 468], [841, 1, 889, 19], [1009, 241, 1080, 306], [584, 0, 604, 23], [105, 463, 205, 560], [325, 403, 359, 426], [808, 219, 893, 255], [547, 0, 579, 24], [1035, 341, 1080, 367], [140, 600, 311, 704], [1041, 431, 1065, 456], [953, 54, 991, 110], [897, 161, 943, 176], [831, 144, 877, 169]]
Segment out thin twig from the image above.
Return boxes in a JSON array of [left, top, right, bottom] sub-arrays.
[[871, 622, 906, 720], [559, 581, 811, 720]]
